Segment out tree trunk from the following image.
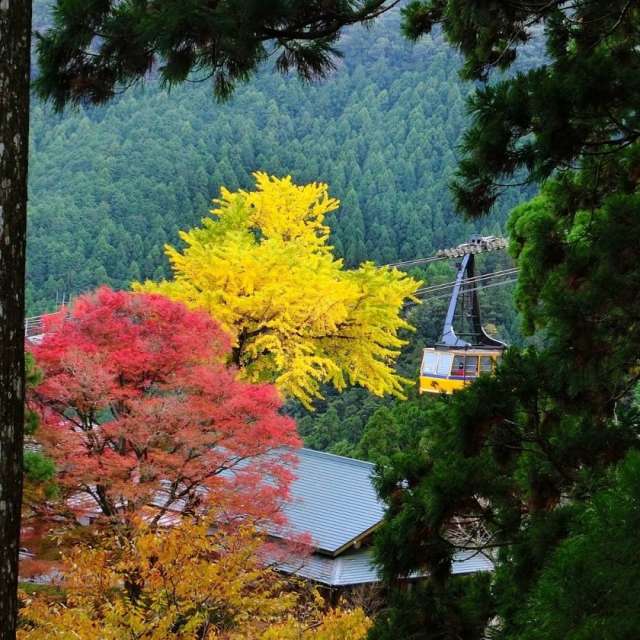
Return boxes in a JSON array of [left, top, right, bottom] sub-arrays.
[[0, 0, 31, 637]]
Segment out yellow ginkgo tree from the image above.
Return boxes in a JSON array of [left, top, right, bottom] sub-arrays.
[[136, 173, 420, 407]]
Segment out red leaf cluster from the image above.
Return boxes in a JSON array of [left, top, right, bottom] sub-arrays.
[[29, 287, 300, 527]]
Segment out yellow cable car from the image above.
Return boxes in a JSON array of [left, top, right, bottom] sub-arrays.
[[419, 347, 503, 394], [419, 242, 506, 394]]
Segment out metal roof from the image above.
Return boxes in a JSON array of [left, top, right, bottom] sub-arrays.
[[274, 448, 494, 586], [280, 448, 384, 555], [280, 547, 494, 587]]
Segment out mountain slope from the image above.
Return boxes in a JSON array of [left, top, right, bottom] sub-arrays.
[[27, 5, 537, 313]]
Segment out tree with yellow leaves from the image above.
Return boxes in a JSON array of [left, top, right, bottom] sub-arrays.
[[18, 519, 370, 640], [263, 608, 372, 639], [136, 173, 420, 407]]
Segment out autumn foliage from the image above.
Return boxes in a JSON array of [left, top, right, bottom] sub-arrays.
[[137, 173, 420, 407], [18, 518, 371, 640], [28, 287, 300, 527]]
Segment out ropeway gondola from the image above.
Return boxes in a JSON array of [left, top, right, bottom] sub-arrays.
[[419, 238, 507, 394]]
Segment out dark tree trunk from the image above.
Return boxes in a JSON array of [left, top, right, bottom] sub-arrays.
[[0, 0, 31, 637]]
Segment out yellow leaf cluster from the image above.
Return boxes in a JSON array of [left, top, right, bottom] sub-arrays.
[[136, 173, 420, 407], [18, 520, 370, 640], [260, 608, 372, 639]]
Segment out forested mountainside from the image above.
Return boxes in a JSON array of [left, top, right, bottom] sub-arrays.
[[27, 2, 539, 315], [27, 1, 540, 459], [12, 2, 640, 638]]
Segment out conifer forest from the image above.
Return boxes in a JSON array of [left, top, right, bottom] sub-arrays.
[[1, 1, 639, 638]]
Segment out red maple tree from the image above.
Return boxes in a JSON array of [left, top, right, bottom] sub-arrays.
[[28, 287, 300, 528]]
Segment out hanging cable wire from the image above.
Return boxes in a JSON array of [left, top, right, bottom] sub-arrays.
[[405, 277, 519, 309], [384, 235, 509, 269], [413, 268, 519, 295], [24, 269, 519, 334], [26, 238, 513, 333], [412, 267, 519, 297], [416, 269, 518, 295], [386, 255, 449, 268]]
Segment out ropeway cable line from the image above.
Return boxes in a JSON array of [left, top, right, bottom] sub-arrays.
[[405, 277, 519, 310], [413, 267, 519, 297], [25, 236, 515, 337]]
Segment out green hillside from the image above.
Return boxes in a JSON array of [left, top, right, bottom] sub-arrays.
[[27, 5, 537, 315]]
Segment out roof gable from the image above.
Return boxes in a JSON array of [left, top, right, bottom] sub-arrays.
[[281, 448, 384, 555]]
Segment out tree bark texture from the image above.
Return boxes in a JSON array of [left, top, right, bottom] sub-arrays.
[[0, 0, 31, 637]]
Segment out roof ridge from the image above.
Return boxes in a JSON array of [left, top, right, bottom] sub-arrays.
[[298, 447, 375, 470]]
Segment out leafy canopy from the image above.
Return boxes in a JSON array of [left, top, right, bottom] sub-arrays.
[[402, 0, 640, 217], [29, 287, 299, 528], [18, 518, 371, 640], [137, 173, 420, 407], [508, 450, 640, 640], [35, 0, 398, 110]]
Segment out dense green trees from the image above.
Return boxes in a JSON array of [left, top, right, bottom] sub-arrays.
[[27, 4, 528, 459], [508, 450, 640, 640], [27, 5, 534, 315], [35, 1, 398, 109], [371, 2, 640, 638], [296, 250, 521, 457]]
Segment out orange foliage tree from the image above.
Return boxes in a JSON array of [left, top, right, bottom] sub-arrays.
[[18, 518, 371, 640], [28, 287, 300, 528]]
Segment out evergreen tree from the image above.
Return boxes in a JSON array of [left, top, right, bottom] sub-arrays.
[[373, 2, 640, 638]]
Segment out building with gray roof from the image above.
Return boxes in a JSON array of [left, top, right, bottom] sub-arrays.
[[276, 448, 493, 588]]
